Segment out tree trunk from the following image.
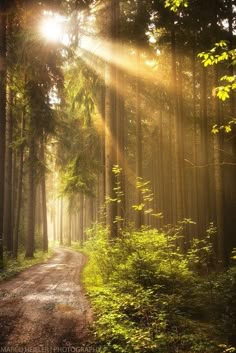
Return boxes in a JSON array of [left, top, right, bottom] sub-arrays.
[[41, 140, 48, 252], [60, 197, 63, 245], [0, 12, 6, 267], [213, 70, 224, 265], [192, 40, 199, 233], [3, 83, 13, 253], [171, 30, 184, 225], [68, 213, 72, 246], [104, 1, 118, 238], [135, 54, 143, 229], [13, 113, 25, 259], [212, 0, 225, 265], [79, 193, 84, 247], [25, 133, 36, 258], [116, 68, 126, 230]]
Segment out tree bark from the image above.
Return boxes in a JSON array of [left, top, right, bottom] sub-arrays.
[[135, 53, 143, 229], [41, 139, 48, 252], [25, 133, 36, 258], [3, 83, 13, 253], [0, 12, 6, 267], [104, 0, 118, 238], [13, 113, 25, 259], [79, 193, 84, 247], [60, 197, 63, 246], [171, 30, 184, 224]]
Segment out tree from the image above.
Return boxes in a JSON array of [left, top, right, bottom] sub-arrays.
[[0, 6, 6, 267]]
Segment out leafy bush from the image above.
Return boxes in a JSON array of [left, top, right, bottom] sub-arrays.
[[82, 224, 235, 353]]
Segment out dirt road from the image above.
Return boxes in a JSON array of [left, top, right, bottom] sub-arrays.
[[0, 248, 94, 353]]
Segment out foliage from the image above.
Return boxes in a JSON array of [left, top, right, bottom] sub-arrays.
[[56, 59, 101, 198], [82, 224, 236, 353], [198, 42, 236, 101], [165, 0, 188, 12], [211, 119, 236, 135]]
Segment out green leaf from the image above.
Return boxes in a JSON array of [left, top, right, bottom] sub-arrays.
[[225, 125, 232, 133], [211, 125, 219, 134], [132, 203, 145, 211]]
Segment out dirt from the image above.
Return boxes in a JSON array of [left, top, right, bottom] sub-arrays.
[[0, 248, 95, 353]]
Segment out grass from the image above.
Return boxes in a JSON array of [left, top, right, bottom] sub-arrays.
[[0, 248, 55, 282]]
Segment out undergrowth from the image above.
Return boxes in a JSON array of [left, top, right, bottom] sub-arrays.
[[0, 248, 54, 281], [81, 224, 236, 353]]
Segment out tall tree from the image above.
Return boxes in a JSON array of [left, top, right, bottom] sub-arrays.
[[41, 136, 48, 252], [25, 120, 36, 258], [0, 7, 6, 267], [104, 0, 119, 238], [4, 79, 14, 253]]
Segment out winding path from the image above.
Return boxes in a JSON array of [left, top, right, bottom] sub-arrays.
[[0, 248, 93, 352]]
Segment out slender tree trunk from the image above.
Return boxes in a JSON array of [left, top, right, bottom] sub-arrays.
[[224, 0, 236, 261], [35, 185, 42, 239], [79, 193, 84, 247], [25, 133, 36, 258], [11, 148, 17, 236], [171, 30, 184, 224], [199, 67, 210, 236], [60, 197, 63, 246], [41, 140, 48, 252], [211, 0, 225, 265], [178, 57, 186, 219], [116, 68, 126, 230], [192, 40, 199, 232], [0, 12, 6, 267], [83, 195, 87, 241], [4, 83, 13, 253], [68, 213, 72, 246], [168, 110, 174, 224], [105, 1, 118, 238], [13, 113, 25, 259], [53, 211, 56, 243], [135, 54, 143, 228], [56, 198, 60, 243], [213, 71, 224, 265], [228, 0, 235, 117]]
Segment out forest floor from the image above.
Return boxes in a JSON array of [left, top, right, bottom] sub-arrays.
[[0, 248, 94, 353]]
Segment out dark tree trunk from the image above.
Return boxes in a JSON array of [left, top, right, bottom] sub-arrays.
[[0, 12, 6, 267], [25, 134, 36, 258], [192, 40, 199, 233], [199, 67, 210, 236], [3, 84, 13, 253], [13, 113, 25, 259], [79, 193, 84, 247]]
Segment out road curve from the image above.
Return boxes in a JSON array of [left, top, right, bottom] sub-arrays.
[[0, 248, 93, 352]]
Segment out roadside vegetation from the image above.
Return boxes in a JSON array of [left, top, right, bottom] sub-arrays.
[[0, 248, 54, 282], [81, 224, 236, 353]]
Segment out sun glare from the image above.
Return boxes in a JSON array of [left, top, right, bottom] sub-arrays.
[[40, 12, 67, 43]]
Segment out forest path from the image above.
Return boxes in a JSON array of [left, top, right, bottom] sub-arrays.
[[0, 248, 93, 352]]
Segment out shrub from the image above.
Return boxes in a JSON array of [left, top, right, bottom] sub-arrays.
[[82, 224, 235, 353]]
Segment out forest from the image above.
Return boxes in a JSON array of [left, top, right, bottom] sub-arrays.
[[0, 0, 236, 352]]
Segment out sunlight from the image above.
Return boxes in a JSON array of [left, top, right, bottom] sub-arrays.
[[40, 12, 67, 43], [78, 36, 164, 84]]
